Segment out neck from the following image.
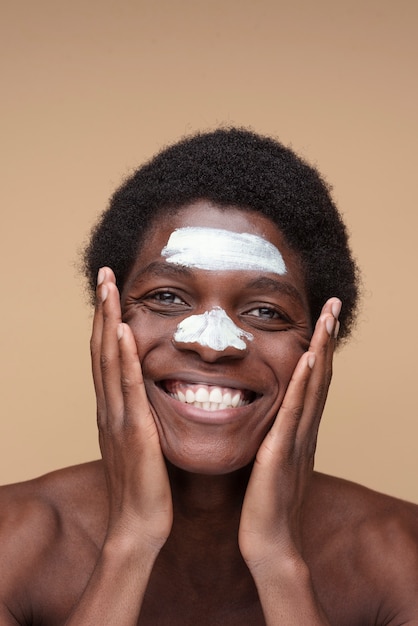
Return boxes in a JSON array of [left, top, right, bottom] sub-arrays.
[[154, 462, 257, 599], [167, 461, 252, 521]]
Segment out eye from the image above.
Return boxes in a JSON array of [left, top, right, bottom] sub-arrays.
[[149, 291, 186, 305], [247, 306, 281, 320], [242, 304, 292, 330], [122, 288, 190, 321]]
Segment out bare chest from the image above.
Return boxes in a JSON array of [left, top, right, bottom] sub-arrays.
[[23, 514, 377, 626]]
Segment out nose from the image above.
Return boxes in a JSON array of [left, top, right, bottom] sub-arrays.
[[172, 307, 253, 362], [173, 337, 248, 363]]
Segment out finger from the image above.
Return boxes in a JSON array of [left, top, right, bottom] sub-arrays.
[[265, 298, 341, 459], [99, 270, 125, 428], [117, 322, 157, 438], [116, 321, 170, 500], [295, 298, 341, 443], [90, 267, 107, 415], [261, 351, 315, 463], [117, 322, 171, 507]]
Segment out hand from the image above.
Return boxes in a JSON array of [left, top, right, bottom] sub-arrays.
[[238, 298, 341, 571], [91, 267, 173, 551]]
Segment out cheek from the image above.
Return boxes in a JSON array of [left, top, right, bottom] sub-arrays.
[[257, 333, 307, 384], [126, 311, 176, 361]]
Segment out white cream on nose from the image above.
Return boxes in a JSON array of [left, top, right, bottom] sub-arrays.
[[174, 307, 253, 351]]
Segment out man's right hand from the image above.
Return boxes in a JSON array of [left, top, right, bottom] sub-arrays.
[[91, 266, 173, 551]]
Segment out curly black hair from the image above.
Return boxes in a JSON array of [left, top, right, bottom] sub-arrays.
[[83, 127, 360, 341]]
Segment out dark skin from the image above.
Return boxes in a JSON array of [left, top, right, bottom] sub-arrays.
[[0, 201, 417, 625]]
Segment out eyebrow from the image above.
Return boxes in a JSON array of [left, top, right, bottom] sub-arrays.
[[129, 262, 304, 304], [245, 276, 305, 305], [129, 261, 194, 284]]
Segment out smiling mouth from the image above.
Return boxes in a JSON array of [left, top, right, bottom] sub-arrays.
[[163, 380, 255, 412]]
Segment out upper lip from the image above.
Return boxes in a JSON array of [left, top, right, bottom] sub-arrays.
[[155, 372, 259, 395]]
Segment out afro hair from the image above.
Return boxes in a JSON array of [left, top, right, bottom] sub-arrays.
[[83, 127, 360, 341]]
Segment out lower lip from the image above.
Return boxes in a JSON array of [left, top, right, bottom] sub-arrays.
[[160, 389, 254, 425]]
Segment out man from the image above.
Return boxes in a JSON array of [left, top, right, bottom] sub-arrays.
[[1, 129, 417, 625]]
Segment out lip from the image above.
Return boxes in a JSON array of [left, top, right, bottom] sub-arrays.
[[159, 389, 259, 425], [156, 371, 257, 391], [153, 373, 261, 425]]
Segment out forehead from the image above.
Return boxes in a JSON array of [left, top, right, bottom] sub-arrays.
[[143, 200, 293, 259], [161, 227, 287, 274], [125, 200, 308, 298]]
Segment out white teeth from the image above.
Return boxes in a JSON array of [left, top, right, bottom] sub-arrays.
[[231, 392, 241, 407], [223, 391, 232, 406], [185, 389, 195, 403], [169, 384, 249, 411], [209, 387, 223, 403], [195, 387, 209, 403]]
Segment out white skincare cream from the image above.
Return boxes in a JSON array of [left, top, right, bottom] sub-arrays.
[[161, 227, 287, 274], [174, 307, 254, 351]]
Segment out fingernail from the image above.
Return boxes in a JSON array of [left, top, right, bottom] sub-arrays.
[[326, 316, 335, 336], [308, 353, 316, 369], [334, 320, 340, 339], [97, 268, 105, 286], [117, 323, 124, 340], [101, 284, 108, 303], [331, 299, 342, 320]]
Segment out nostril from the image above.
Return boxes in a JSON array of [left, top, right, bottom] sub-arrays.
[[172, 340, 246, 364]]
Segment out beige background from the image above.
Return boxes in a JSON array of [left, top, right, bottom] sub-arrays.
[[1, 1, 417, 501]]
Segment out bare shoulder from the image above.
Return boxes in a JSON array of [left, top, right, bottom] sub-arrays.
[[310, 471, 418, 548], [0, 460, 106, 533], [306, 473, 418, 625], [0, 462, 107, 623], [309, 470, 418, 527]]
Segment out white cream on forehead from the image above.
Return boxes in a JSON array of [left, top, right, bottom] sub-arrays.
[[174, 307, 253, 351], [161, 227, 287, 274]]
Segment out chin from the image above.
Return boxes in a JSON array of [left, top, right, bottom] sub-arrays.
[[161, 444, 255, 476]]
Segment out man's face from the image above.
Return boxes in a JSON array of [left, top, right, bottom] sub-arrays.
[[120, 201, 312, 474]]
